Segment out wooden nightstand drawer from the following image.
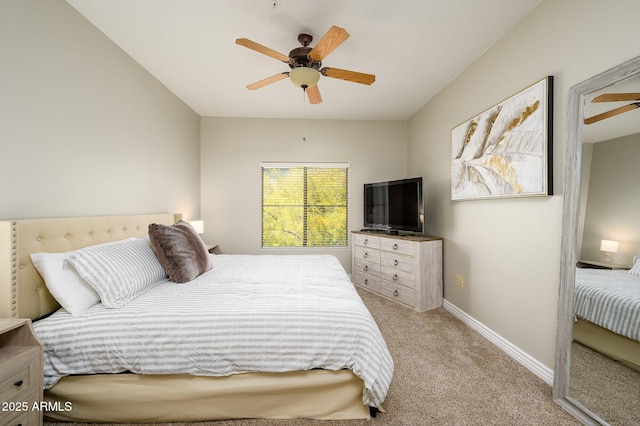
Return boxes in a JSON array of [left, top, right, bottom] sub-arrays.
[[0, 320, 43, 426], [380, 281, 415, 308], [0, 391, 40, 425], [0, 349, 40, 403]]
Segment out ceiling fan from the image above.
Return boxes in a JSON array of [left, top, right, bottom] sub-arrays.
[[236, 25, 375, 104], [584, 92, 640, 124]]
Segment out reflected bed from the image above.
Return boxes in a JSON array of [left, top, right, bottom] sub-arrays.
[[573, 267, 640, 371]]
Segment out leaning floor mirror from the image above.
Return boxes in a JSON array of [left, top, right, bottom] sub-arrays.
[[553, 55, 640, 425]]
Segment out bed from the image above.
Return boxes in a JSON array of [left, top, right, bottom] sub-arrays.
[[573, 265, 640, 372], [0, 213, 393, 422]]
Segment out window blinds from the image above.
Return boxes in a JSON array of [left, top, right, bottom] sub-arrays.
[[261, 163, 349, 247]]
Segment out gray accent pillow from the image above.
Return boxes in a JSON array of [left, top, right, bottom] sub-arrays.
[[148, 220, 212, 283]]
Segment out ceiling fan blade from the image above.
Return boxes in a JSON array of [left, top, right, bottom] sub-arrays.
[[320, 67, 375, 85], [584, 102, 640, 124], [246, 73, 289, 90], [236, 38, 291, 63], [308, 26, 350, 62], [306, 85, 322, 104], [592, 93, 640, 102]]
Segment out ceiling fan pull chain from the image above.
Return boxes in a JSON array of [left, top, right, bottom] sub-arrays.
[[302, 89, 308, 142]]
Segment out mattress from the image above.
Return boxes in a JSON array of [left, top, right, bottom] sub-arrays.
[[574, 268, 640, 342], [33, 254, 393, 407]]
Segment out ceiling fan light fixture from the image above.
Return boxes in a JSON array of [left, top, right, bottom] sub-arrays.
[[289, 67, 319, 90]]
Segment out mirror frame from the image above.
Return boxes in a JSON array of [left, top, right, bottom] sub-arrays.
[[553, 55, 640, 425]]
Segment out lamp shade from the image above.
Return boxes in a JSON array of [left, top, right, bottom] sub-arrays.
[[289, 67, 320, 89], [600, 239, 618, 253], [189, 220, 204, 234]]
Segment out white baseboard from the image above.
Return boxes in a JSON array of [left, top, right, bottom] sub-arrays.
[[442, 299, 554, 385]]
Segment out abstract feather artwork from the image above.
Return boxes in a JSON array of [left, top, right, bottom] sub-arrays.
[[451, 76, 553, 200]]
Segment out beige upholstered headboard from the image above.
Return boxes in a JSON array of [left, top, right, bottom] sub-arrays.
[[0, 213, 182, 320]]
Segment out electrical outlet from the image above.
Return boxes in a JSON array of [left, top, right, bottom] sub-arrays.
[[456, 275, 464, 288]]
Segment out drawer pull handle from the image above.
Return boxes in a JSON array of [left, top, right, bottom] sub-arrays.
[[14, 380, 24, 387], [393, 243, 398, 250], [393, 274, 398, 281], [393, 259, 398, 266], [364, 265, 368, 271], [364, 278, 368, 285], [393, 289, 399, 297], [364, 238, 368, 245], [364, 252, 368, 259]]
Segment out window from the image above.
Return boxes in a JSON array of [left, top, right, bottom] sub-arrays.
[[261, 163, 349, 247]]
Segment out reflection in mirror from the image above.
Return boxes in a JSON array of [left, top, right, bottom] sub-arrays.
[[554, 56, 640, 426], [570, 129, 640, 423]]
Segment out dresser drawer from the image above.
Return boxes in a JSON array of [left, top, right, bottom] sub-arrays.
[[354, 233, 381, 249], [380, 238, 415, 256], [380, 267, 414, 289], [354, 257, 381, 275], [0, 350, 40, 404], [380, 251, 414, 274], [354, 246, 380, 264], [0, 391, 40, 426], [353, 271, 382, 293], [380, 281, 416, 308]]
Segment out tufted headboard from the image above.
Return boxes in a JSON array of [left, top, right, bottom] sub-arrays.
[[0, 213, 182, 320]]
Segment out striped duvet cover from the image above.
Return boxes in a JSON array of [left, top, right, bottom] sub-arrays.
[[34, 254, 394, 407], [574, 268, 640, 342]]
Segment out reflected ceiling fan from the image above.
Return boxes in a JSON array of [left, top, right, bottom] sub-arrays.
[[236, 25, 375, 104], [584, 92, 640, 124]]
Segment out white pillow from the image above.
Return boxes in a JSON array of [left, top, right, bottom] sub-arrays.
[[30, 251, 100, 316], [67, 237, 166, 308]]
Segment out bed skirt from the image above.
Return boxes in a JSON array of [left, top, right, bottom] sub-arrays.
[[44, 369, 370, 422], [573, 318, 640, 372]]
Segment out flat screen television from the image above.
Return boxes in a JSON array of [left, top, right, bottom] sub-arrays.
[[363, 177, 424, 234]]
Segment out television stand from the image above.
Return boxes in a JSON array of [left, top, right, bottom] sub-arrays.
[[351, 231, 443, 312]]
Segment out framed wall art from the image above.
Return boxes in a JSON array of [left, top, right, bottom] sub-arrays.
[[451, 76, 553, 201]]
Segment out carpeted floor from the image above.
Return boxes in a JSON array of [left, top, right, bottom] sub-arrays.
[[570, 342, 640, 425], [45, 289, 581, 425]]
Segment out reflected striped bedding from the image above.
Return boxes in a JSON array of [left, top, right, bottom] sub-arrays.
[[574, 268, 640, 341]]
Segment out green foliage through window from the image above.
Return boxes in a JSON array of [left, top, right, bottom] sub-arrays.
[[262, 164, 348, 247]]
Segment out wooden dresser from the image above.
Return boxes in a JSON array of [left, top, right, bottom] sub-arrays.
[[0, 319, 44, 426], [351, 231, 443, 312]]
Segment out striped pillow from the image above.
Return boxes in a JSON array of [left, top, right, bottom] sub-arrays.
[[629, 255, 640, 276], [67, 238, 166, 308]]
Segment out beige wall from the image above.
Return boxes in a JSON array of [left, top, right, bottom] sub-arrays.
[[0, 0, 201, 220], [200, 117, 406, 270], [580, 134, 640, 265], [407, 0, 640, 369], [4, 0, 640, 378]]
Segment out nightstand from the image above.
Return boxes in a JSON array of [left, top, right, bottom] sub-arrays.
[[0, 319, 44, 426], [577, 259, 631, 270]]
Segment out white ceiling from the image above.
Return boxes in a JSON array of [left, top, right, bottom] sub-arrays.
[[66, 0, 542, 120]]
